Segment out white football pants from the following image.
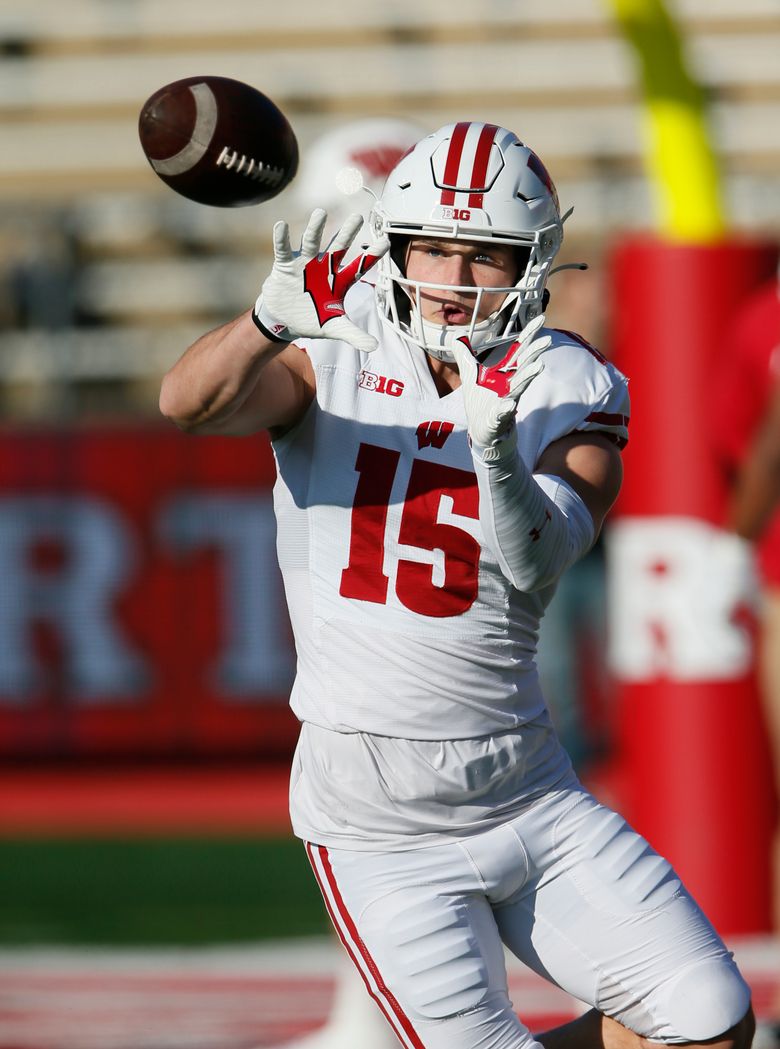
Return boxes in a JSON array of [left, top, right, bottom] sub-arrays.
[[305, 786, 750, 1049]]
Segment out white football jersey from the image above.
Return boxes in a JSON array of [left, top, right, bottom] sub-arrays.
[[276, 285, 629, 851], [272, 281, 629, 742]]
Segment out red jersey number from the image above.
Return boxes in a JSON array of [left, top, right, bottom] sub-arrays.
[[339, 443, 480, 617]]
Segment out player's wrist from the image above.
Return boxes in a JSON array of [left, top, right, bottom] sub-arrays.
[[470, 433, 518, 465], [251, 295, 294, 344]]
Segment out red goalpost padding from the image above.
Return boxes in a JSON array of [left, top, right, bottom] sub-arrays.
[[606, 235, 778, 935]]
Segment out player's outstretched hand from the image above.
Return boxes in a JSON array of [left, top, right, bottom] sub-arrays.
[[450, 314, 551, 457], [252, 209, 389, 353]]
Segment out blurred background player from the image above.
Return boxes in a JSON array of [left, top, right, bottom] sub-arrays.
[[711, 273, 780, 1045]]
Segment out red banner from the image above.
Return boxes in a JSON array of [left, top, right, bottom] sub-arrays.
[[0, 426, 300, 758]]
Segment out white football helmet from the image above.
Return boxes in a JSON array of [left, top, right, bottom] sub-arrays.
[[370, 122, 564, 361]]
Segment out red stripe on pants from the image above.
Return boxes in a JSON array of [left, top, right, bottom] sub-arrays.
[[305, 842, 427, 1049]]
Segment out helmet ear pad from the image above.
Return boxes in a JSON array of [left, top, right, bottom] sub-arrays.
[[513, 246, 532, 283], [390, 234, 409, 276]]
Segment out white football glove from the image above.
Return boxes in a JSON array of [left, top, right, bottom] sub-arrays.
[[450, 314, 552, 459], [252, 208, 390, 353]]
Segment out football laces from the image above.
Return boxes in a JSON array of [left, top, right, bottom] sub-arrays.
[[215, 147, 286, 185]]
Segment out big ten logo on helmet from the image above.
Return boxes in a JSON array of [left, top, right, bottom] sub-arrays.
[[441, 207, 471, 221], [358, 370, 405, 397]]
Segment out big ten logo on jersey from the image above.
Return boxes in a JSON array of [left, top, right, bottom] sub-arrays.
[[358, 369, 404, 397], [607, 517, 758, 680]]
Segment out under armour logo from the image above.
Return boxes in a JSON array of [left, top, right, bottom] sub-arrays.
[[416, 420, 455, 450], [529, 509, 552, 542]]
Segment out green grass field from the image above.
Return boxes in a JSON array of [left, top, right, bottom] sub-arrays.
[[0, 836, 331, 945]]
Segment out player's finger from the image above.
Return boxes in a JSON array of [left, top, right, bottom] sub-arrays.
[[359, 235, 391, 269], [495, 398, 519, 426], [271, 221, 292, 264], [339, 237, 392, 284], [323, 316, 378, 353], [521, 336, 552, 367], [509, 360, 545, 398], [328, 213, 364, 255], [450, 336, 478, 383], [520, 313, 546, 343], [301, 209, 327, 259]]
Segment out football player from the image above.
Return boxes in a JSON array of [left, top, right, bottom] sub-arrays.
[[160, 123, 755, 1049]]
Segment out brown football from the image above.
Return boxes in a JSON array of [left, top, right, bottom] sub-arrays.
[[138, 76, 299, 207]]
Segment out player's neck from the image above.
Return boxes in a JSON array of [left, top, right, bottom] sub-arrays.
[[426, 355, 461, 397]]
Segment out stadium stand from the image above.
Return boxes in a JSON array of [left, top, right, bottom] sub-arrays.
[[0, 0, 778, 415]]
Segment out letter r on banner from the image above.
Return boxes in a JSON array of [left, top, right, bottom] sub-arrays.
[[606, 516, 757, 681], [0, 496, 147, 703]]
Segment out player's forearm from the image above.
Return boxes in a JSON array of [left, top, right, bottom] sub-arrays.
[[472, 441, 595, 592], [728, 382, 780, 539], [159, 309, 287, 432], [727, 439, 780, 539]]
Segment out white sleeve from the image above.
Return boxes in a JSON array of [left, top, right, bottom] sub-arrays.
[[472, 440, 596, 592], [515, 331, 630, 467], [467, 328, 626, 591]]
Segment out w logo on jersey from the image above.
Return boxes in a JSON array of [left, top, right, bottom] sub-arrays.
[[416, 420, 455, 450]]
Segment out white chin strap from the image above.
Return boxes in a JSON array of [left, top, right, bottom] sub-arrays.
[[414, 311, 504, 362]]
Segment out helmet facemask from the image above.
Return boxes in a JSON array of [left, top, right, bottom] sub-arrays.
[[371, 122, 564, 363], [378, 233, 558, 362]]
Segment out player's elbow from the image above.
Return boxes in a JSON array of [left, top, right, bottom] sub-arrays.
[[503, 532, 592, 593], [159, 374, 217, 433], [497, 544, 568, 592], [162, 412, 201, 435], [159, 384, 196, 432], [509, 563, 563, 593]]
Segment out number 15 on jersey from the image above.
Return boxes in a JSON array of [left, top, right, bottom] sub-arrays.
[[339, 442, 481, 618]]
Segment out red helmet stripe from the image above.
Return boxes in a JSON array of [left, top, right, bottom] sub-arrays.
[[527, 149, 560, 212], [468, 123, 498, 208], [439, 121, 470, 205]]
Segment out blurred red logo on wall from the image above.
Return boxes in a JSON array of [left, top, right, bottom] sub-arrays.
[[0, 428, 298, 759]]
